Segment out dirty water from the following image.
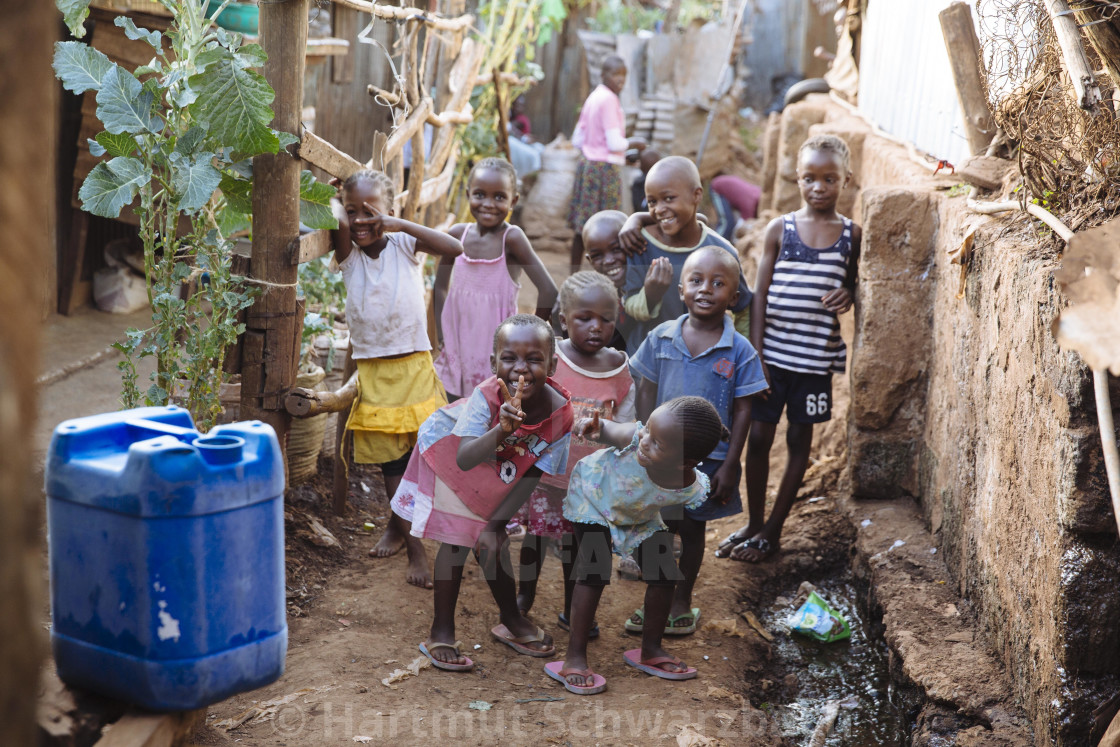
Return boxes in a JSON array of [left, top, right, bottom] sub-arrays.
[[757, 576, 917, 746]]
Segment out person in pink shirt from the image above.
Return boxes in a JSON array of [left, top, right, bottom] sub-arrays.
[[567, 55, 645, 274]]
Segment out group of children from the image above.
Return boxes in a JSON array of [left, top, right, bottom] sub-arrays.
[[329, 129, 861, 695]]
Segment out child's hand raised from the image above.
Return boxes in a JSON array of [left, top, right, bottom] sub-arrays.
[[573, 411, 602, 441], [643, 256, 673, 306], [353, 202, 404, 238], [497, 375, 526, 433], [618, 214, 648, 255], [821, 287, 853, 314]]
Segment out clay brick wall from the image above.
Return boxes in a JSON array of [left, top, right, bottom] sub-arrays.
[[770, 96, 1120, 744]]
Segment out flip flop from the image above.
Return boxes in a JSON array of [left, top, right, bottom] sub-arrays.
[[624, 607, 701, 635], [729, 537, 779, 563], [557, 611, 599, 639], [490, 623, 555, 658], [544, 661, 607, 695], [624, 607, 645, 633], [622, 649, 697, 680], [665, 607, 701, 635], [419, 640, 474, 672], [713, 528, 751, 558]]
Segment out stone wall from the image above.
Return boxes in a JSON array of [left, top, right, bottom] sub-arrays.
[[771, 95, 1120, 744]]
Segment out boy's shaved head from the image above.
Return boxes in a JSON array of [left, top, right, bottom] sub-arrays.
[[682, 245, 741, 279], [582, 209, 627, 243], [601, 55, 626, 75], [647, 156, 701, 191]]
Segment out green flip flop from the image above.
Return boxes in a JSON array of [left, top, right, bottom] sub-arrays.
[[624, 607, 701, 635]]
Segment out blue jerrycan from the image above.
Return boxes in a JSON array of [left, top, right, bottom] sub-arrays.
[[45, 406, 287, 710]]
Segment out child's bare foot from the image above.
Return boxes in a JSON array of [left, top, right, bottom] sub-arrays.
[[729, 535, 780, 563], [369, 522, 406, 558], [405, 536, 433, 588]]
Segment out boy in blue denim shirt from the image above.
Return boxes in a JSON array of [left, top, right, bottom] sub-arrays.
[[627, 246, 768, 634]]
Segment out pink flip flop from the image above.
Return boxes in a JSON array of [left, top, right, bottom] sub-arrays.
[[544, 661, 607, 695], [490, 624, 555, 658], [622, 648, 697, 680], [419, 640, 474, 671]]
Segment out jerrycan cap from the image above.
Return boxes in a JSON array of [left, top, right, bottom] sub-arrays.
[[192, 434, 245, 466]]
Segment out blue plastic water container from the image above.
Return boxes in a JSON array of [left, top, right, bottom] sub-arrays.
[[45, 406, 287, 711]]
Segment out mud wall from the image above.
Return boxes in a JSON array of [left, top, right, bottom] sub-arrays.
[[769, 96, 1120, 745]]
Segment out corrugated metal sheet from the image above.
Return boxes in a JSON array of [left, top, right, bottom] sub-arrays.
[[743, 0, 811, 109], [858, 0, 982, 164]]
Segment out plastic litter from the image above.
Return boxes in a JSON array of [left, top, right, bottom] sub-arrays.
[[467, 700, 492, 711], [789, 591, 851, 643]]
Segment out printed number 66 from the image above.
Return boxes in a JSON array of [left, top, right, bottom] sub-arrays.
[[806, 393, 828, 416]]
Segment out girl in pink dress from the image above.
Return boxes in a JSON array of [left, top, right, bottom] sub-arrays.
[[434, 157, 558, 399], [514, 272, 635, 636]]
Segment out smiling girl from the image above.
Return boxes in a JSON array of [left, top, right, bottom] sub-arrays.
[[331, 169, 463, 589], [391, 314, 574, 672], [434, 157, 558, 400]]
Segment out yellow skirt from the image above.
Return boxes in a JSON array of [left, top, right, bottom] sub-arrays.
[[345, 352, 447, 465]]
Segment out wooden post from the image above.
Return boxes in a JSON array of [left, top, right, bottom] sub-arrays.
[[493, 70, 511, 163], [1072, 9, 1120, 98], [0, 2, 50, 742], [1043, 0, 1103, 113], [938, 2, 994, 155], [243, 0, 310, 473], [333, 347, 357, 514]]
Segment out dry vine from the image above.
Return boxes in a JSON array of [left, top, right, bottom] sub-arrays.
[[976, 0, 1120, 230]]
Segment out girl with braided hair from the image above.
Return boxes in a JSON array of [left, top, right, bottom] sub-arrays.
[[544, 396, 728, 694], [513, 272, 636, 638], [330, 169, 463, 589]]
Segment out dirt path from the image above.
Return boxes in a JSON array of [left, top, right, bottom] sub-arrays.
[[190, 363, 854, 746], [190, 462, 850, 747]]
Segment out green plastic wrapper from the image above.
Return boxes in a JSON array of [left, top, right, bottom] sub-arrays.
[[789, 591, 851, 642]]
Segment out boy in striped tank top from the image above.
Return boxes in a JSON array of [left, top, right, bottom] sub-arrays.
[[716, 134, 861, 563]]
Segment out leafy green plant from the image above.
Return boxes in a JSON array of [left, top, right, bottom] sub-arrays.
[[447, 0, 563, 217], [53, 0, 336, 429]]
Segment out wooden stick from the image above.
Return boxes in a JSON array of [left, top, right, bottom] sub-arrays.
[[329, 0, 474, 33], [293, 229, 332, 265], [284, 371, 359, 417], [93, 710, 200, 747], [938, 2, 994, 155], [380, 97, 434, 164], [297, 130, 364, 180], [395, 144, 459, 209], [333, 346, 357, 514], [1043, 0, 1103, 112], [403, 125, 427, 221], [493, 69, 511, 162]]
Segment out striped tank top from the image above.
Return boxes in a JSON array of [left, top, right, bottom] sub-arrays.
[[762, 213, 853, 375]]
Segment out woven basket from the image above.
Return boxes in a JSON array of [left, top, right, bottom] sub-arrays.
[[288, 365, 328, 485]]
